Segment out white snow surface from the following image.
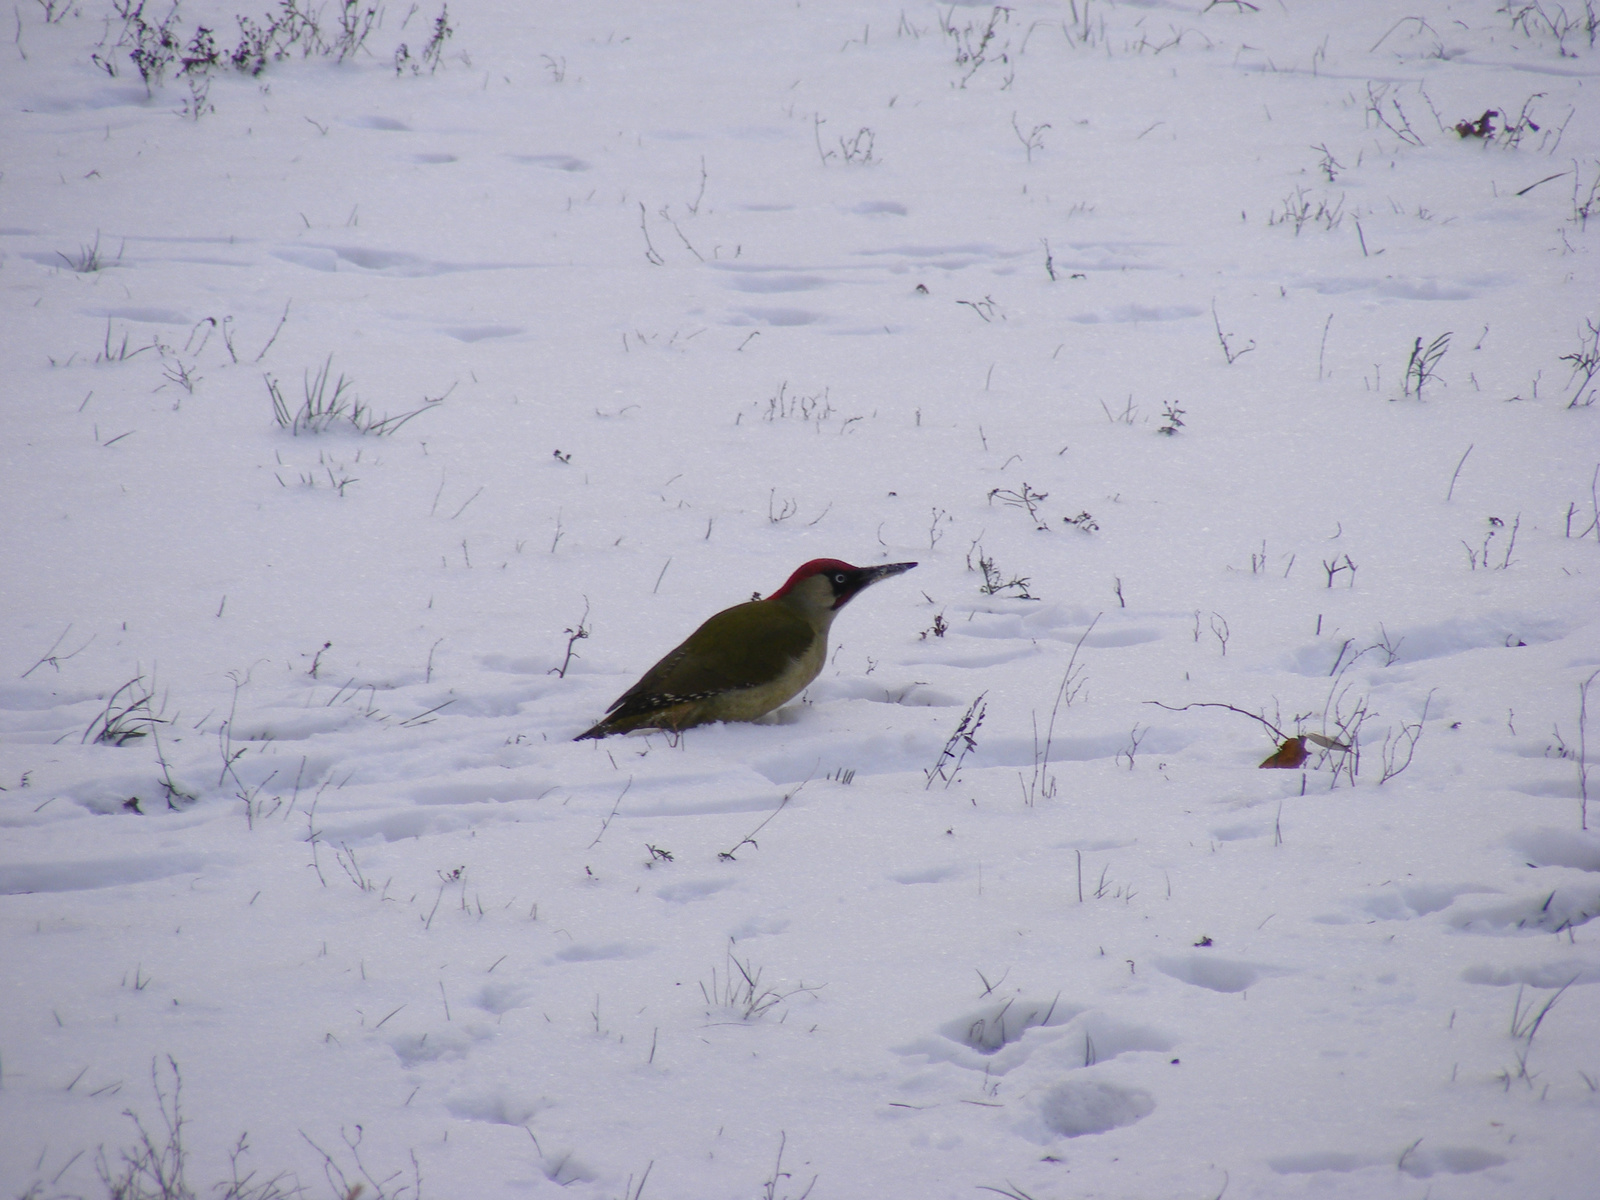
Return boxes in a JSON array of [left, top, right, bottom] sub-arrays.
[[4, 1, 1600, 1197]]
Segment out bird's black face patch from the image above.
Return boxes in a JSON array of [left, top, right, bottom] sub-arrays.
[[827, 569, 868, 607], [828, 561, 917, 609]]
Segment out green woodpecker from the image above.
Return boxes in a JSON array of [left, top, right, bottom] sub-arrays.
[[575, 558, 917, 739]]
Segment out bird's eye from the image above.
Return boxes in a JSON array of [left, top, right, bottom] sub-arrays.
[[833, 573, 848, 585]]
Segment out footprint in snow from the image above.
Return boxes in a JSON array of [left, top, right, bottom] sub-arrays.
[[509, 153, 590, 171], [444, 1091, 540, 1126], [1268, 1145, 1507, 1178], [79, 305, 190, 324], [719, 272, 830, 294], [1301, 274, 1477, 302], [654, 877, 733, 904], [729, 306, 825, 327], [852, 241, 1010, 272], [1460, 959, 1600, 987], [1282, 612, 1571, 676], [1034, 1078, 1155, 1138], [550, 941, 650, 963], [1355, 881, 1500, 921], [899, 996, 1080, 1075], [1211, 820, 1272, 842], [889, 863, 966, 885], [410, 779, 550, 806], [1155, 954, 1287, 994], [1448, 886, 1600, 935], [1068, 302, 1203, 324], [388, 1028, 473, 1066], [898, 1001, 1171, 1081], [476, 981, 535, 1015], [442, 324, 524, 342], [1508, 826, 1600, 872], [272, 245, 517, 277], [804, 678, 964, 707], [1399, 1146, 1511, 1178], [0, 850, 213, 894]]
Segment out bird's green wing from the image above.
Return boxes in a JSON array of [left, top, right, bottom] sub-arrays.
[[604, 601, 812, 719]]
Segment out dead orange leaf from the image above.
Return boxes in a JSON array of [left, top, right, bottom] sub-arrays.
[[1259, 736, 1308, 769]]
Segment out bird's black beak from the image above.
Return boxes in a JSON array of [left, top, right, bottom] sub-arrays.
[[832, 561, 917, 609]]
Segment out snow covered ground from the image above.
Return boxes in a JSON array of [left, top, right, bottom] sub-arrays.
[[3, 1, 1600, 1196]]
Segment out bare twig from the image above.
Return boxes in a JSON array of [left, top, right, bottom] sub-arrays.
[[1147, 699, 1287, 743], [1024, 615, 1100, 805], [549, 600, 590, 678], [1379, 690, 1433, 783], [925, 694, 987, 789], [1580, 669, 1598, 830], [639, 202, 663, 265], [1446, 444, 1473, 502], [1403, 332, 1451, 398], [21, 624, 95, 678], [1212, 300, 1255, 363], [589, 776, 632, 848], [720, 769, 814, 860]]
